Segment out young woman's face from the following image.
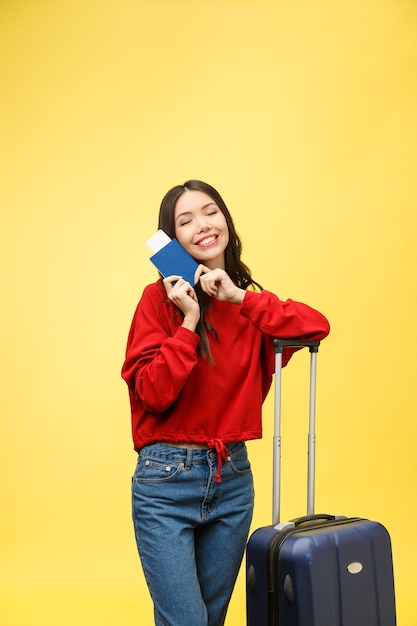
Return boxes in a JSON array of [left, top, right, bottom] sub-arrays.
[[174, 189, 229, 270]]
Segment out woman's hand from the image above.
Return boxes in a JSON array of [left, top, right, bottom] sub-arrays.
[[163, 275, 200, 331], [194, 265, 245, 304]]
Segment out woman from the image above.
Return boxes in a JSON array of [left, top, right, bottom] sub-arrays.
[[121, 180, 330, 626]]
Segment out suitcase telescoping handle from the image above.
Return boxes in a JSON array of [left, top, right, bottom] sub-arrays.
[[272, 339, 320, 526]]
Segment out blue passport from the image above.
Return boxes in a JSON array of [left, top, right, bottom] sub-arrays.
[[149, 238, 199, 285]]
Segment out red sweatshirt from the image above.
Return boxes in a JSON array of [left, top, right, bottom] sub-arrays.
[[121, 280, 330, 461]]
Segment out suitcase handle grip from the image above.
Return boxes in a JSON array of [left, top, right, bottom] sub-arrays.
[[292, 513, 336, 527], [274, 338, 320, 352]]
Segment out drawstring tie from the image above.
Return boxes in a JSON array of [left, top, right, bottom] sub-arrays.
[[207, 438, 229, 483]]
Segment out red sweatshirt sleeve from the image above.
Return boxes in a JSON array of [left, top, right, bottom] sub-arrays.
[[121, 284, 200, 414], [240, 290, 330, 341]]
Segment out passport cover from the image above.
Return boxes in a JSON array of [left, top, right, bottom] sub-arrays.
[[149, 238, 199, 285]]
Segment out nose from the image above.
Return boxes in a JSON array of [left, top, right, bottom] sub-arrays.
[[196, 216, 210, 231]]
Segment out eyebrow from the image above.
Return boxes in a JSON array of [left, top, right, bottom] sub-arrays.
[[175, 202, 218, 222]]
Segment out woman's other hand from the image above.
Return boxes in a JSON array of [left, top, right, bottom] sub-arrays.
[[194, 265, 245, 304], [163, 275, 200, 331]]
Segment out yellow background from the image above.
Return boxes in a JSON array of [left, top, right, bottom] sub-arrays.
[[1, 0, 416, 624]]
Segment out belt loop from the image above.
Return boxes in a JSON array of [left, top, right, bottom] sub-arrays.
[[185, 448, 193, 470]]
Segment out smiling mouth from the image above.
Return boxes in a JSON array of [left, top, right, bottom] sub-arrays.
[[196, 235, 217, 247]]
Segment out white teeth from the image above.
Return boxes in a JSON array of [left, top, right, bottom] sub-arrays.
[[198, 236, 216, 246]]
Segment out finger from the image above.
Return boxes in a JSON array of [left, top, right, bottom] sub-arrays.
[[171, 279, 194, 299], [194, 264, 211, 284], [200, 275, 218, 296], [163, 275, 183, 284], [186, 285, 198, 302], [163, 275, 183, 292]]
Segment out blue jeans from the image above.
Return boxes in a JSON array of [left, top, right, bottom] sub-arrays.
[[131, 442, 254, 626]]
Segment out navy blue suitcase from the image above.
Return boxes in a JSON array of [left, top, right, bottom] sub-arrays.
[[246, 339, 396, 626]]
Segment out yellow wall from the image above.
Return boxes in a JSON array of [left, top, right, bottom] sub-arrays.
[[1, 1, 416, 624]]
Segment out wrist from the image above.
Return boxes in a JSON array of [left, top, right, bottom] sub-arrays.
[[182, 312, 200, 332], [232, 288, 246, 305]]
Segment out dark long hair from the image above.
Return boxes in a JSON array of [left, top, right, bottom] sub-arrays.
[[158, 180, 262, 362]]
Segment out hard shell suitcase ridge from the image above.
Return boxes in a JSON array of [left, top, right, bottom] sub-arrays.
[[246, 339, 396, 626]]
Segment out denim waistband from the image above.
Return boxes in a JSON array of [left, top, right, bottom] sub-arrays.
[[140, 441, 243, 454], [139, 441, 245, 482]]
